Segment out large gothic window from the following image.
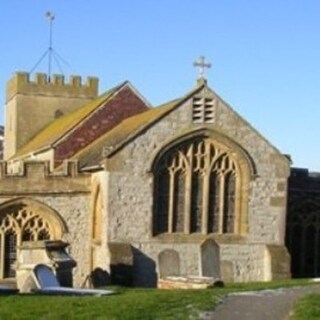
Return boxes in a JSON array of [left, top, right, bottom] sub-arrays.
[[153, 136, 243, 235], [286, 201, 320, 278]]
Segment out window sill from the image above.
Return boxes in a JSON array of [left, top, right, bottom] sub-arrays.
[[151, 233, 246, 244]]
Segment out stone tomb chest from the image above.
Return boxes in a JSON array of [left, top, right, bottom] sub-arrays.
[[157, 239, 221, 289], [16, 240, 76, 292]]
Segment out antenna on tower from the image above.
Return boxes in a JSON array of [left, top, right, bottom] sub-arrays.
[[30, 12, 74, 81], [46, 11, 55, 80]]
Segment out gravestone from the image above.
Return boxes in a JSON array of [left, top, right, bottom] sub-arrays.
[[220, 260, 234, 282], [200, 239, 220, 278], [265, 245, 291, 280], [158, 249, 180, 278]]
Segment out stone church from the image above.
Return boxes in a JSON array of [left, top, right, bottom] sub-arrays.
[[0, 66, 292, 288]]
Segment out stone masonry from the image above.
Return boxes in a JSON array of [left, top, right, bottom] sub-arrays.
[[103, 85, 290, 285], [0, 71, 291, 288]]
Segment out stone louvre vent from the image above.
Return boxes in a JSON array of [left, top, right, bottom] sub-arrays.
[[0, 125, 3, 160]]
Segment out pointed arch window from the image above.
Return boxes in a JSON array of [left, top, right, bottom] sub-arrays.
[[153, 136, 246, 236], [286, 201, 320, 277], [0, 204, 54, 279]]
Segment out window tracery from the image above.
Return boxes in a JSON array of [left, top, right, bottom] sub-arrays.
[[286, 201, 320, 277], [0, 205, 53, 278], [153, 136, 243, 235]]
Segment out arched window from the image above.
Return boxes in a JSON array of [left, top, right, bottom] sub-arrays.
[[286, 200, 320, 277], [0, 199, 65, 279], [153, 136, 247, 236]]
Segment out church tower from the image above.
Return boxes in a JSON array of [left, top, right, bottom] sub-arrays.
[[4, 72, 98, 159]]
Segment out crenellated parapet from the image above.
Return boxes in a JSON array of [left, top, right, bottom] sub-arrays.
[[0, 160, 83, 178], [0, 160, 91, 194], [6, 72, 99, 102]]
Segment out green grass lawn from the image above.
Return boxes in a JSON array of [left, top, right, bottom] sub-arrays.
[[0, 279, 315, 320], [291, 293, 320, 320]]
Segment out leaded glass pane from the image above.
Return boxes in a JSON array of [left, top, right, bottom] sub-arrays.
[[38, 229, 51, 240], [172, 171, 185, 232], [223, 172, 235, 233], [190, 172, 203, 233], [305, 225, 316, 277], [22, 230, 33, 241], [208, 172, 220, 233], [4, 231, 17, 278], [290, 224, 302, 276], [317, 227, 320, 276], [153, 169, 170, 235]]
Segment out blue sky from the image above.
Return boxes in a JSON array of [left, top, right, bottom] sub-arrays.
[[1, 1, 320, 170]]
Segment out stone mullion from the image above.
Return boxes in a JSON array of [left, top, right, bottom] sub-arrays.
[[201, 142, 211, 234], [233, 171, 240, 234], [184, 146, 193, 233], [218, 172, 225, 233], [202, 172, 210, 234], [168, 169, 175, 233]]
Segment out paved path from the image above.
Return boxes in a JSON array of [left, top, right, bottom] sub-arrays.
[[200, 284, 320, 320]]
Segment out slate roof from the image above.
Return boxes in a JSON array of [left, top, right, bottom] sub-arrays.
[[72, 84, 204, 169], [11, 79, 204, 169], [73, 99, 179, 169], [12, 83, 126, 159]]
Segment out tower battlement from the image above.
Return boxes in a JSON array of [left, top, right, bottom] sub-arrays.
[[6, 72, 99, 102]]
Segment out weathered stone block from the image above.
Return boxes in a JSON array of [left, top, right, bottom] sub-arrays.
[[158, 249, 180, 278], [200, 239, 220, 278], [264, 245, 291, 280], [270, 197, 286, 207], [108, 242, 133, 286]]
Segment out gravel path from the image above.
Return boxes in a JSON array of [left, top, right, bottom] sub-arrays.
[[200, 284, 320, 320]]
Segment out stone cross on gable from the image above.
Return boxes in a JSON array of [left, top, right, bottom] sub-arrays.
[[193, 56, 211, 80]]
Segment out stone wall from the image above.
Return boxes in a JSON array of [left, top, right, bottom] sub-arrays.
[[105, 85, 290, 283], [219, 244, 266, 282], [33, 194, 91, 286], [0, 83, 291, 286], [0, 161, 92, 286]]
